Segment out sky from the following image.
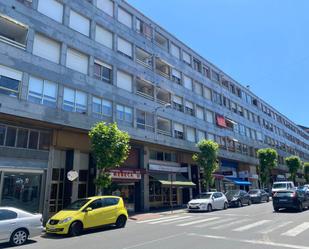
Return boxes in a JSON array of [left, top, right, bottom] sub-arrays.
[[126, 0, 309, 127]]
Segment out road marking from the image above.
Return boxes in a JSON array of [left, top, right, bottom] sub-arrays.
[[149, 216, 192, 224], [187, 233, 309, 249], [195, 217, 236, 228], [281, 222, 309, 237], [259, 221, 293, 234], [233, 220, 271, 232], [162, 216, 195, 225], [177, 217, 219, 227], [136, 215, 179, 223], [211, 218, 250, 230]]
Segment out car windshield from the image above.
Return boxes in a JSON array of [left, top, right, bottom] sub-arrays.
[[225, 190, 240, 198], [273, 183, 287, 189], [248, 190, 259, 194], [63, 199, 90, 210], [196, 194, 212, 199]]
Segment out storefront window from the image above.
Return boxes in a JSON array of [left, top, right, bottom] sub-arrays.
[[5, 127, 17, 147], [0, 125, 5, 145], [16, 128, 29, 148], [1, 172, 42, 213]]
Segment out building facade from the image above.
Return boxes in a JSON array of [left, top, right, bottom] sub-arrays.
[[0, 0, 308, 221]]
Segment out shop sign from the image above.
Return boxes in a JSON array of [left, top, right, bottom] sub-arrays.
[[250, 174, 259, 179], [238, 170, 249, 178], [110, 169, 141, 180], [67, 170, 79, 181], [149, 164, 188, 173]]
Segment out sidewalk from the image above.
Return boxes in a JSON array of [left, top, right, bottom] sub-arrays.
[[129, 207, 187, 221]]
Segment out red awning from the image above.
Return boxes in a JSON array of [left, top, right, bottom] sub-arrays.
[[216, 115, 227, 128]]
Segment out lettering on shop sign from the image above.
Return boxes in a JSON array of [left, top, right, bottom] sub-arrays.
[[110, 170, 142, 180]]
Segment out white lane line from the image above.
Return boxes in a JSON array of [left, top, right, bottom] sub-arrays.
[[177, 217, 219, 227], [187, 233, 309, 249], [195, 217, 236, 228], [149, 216, 192, 224], [137, 215, 179, 223], [211, 218, 250, 230], [233, 220, 271, 232], [162, 216, 196, 225], [259, 221, 293, 234], [281, 222, 309, 237]]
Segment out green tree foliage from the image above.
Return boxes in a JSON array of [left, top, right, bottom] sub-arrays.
[[257, 148, 278, 188], [304, 162, 309, 183], [285, 156, 302, 183], [193, 140, 219, 191], [89, 122, 130, 193]]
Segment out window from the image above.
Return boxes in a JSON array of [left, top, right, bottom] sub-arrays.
[[156, 89, 171, 105], [37, 0, 63, 23], [194, 82, 203, 95], [223, 96, 230, 109], [193, 58, 201, 72], [63, 87, 87, 113], [136, 110, 154, 131], [150, 151, 176, 162], [0, 64, 22, 97], [196, 106, 204, 120], [182, 51, 191, 65], [206, 110, 214, 123], [157, 117, 171, 136], [211, 70, 220, 82], [0, 15, 28, 49], [29, 131, 39, 149], [170, 43, 180, 59], [66, 48, 88, 74], [95, 25, 113, 49], [202, 65, 210, 78], [197, 130, 205, 142], [33, 34, 60, 63], [155, 58, 170, 78], [116, 104, 132, 123], [213, 91, 222, 105], [5, 127, 17, 147], [118, 7, 132, 28], [204, 87, 212, 100], [136, 47, 152, 68], [136, 18, 152, 39], [171, 68, 181, 84], [183, 75, 193, 90], [186, 127, 196, 142], [94, 60, 112, 83], [92, 97, 112, 117], [185, 100, 194, 116], [0, 125, 5, 145], [207, 133, 215, 141], [238, 105, 244, 116], [136, 78, 154, 100], [69, 10, 89, 36], [231, 101, 237, 113], [96, 0, 114, 16], [17, 128, 28, 148], [117, 70, 132, 92], [0, 210, 17, 221], [117, 37, 132, 58], [154, 32, 168, 50], [28, 76, 57, 107], [174, 123, 184, 139], [172, 95, 183, 112], [256, 131, 263, 141]]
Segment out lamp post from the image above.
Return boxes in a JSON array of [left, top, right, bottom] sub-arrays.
[[153, 103, 171, 141]]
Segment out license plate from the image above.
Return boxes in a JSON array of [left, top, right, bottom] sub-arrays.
[[279, 199, 288, 202]]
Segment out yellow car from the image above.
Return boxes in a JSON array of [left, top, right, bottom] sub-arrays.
[[46, 196, 128, 236]]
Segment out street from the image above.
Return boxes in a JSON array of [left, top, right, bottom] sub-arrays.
[[2, 202, 309, 249]]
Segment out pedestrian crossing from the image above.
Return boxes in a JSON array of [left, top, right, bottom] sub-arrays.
[[136, 214, 309, 238]]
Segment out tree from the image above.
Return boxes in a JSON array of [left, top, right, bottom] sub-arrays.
[[89, 122, 130, 193], [193, 140, 219, 191], [285, 156, 302, 183], [304, 162, 309, 183], [257, 148, 278, 188]]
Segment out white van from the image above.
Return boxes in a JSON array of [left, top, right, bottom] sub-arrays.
[[272, 181, 295, 196]]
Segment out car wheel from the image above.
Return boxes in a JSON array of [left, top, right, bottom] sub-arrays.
[[248, 200, 252, 206], [10, 229, 28, 246], [298, 203, 303, 212], [207, 204, 212, 212], [238, 200, 242, 207], [115, 215, 127, 228], [223, 202, 228, 210], [274, 207, 279, 212], [69, 221, 83, 237]]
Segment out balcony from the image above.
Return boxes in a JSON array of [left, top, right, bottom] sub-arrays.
[[156, 88, 171, 105], [136, 78, 154, 100], [154, 32, 168, 50], [157, 117, 171, 136], [155, 58, 170, 79], [136, 47, 152, 68]]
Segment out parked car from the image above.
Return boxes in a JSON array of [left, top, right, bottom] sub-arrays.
[[187, 192, 228, 212], [46, 196, 128, 236], [271, 181, 295, 196], [225, 190, 251, 207], [0, 207, 43, 246], [273, 189, 309, 212], [248, 189, 270, 203], [297, 185, 309, 193]]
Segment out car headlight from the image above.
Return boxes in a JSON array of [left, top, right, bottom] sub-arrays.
[[232, 197, 238, 201], [58, 217, 72, 224]]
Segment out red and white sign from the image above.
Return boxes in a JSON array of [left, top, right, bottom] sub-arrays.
[[110, 169, 142, 180]]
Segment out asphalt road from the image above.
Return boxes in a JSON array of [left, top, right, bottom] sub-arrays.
[[2, 202, 309, 249]]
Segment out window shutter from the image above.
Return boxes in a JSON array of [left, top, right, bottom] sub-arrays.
[[94, 59, 112, 70], [117, 71, 132, 92], [69, 10, 90, 36], [95, 25, 113, 49], [185, 101, 193, 109], [44, 80, 57, 98], [196, 106, 204, 119], [183, 75, 192, 90], [63, 88, 75, 103], [187, 127, 195, 142], [76, 90, 87, 106], [118, 7, 132, 28], [37, 0, 63, 23], [117, 37, 132, 57], [96, 0, 114, 16], [174, 123, 183, 132], [0, 65, 22, 81], [29, 76, 43, 94], [33, 34, 60, 63], [172, 95, 182, 105], [204, 87, 211, 100], [66, 48, 88, 74], [183, 51, 191, 64], [171, 43, 180, 59], [172, 68, 181, 78]]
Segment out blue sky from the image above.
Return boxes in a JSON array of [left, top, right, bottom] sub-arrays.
[[127, 0, 309, 127]]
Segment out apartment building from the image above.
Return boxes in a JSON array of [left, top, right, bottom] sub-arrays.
[[0, 0, 308, 220]]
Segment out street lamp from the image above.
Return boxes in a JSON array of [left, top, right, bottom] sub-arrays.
[[153, 103, 171, 141]]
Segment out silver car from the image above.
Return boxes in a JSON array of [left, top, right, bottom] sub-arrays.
[[0, 207, 43, 246]]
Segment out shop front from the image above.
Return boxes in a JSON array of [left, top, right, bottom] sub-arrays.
[[148, 164, 195, 209]]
